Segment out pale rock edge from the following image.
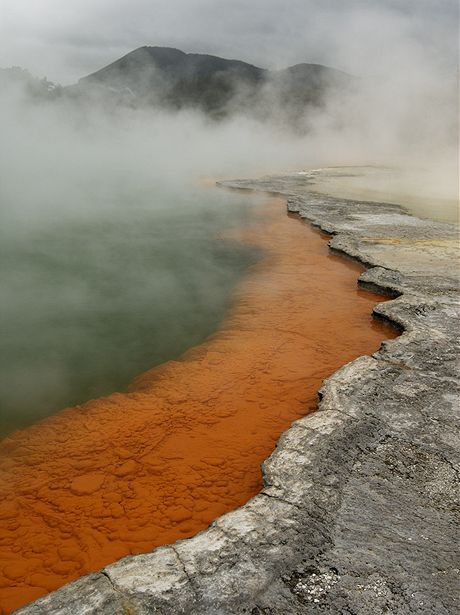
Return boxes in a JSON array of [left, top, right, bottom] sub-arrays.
[[16, 175, 460, 615]]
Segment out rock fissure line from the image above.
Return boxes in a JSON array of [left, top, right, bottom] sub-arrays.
[[16, 175, 459, 614], [99, 570, 129, 605], [169, 547, 198, 596], [259, 491, 304, 512]]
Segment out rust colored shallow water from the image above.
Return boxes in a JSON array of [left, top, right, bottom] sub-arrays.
[[0, 198, 397, 613]]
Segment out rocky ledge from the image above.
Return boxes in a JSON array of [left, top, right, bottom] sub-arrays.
[[16, 175, 459, 614]]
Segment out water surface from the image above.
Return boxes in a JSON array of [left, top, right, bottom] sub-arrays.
[[0, 196, 397, 612], [0, 187, 259, 435]]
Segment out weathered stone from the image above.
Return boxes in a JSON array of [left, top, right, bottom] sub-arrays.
[[14, 574, 126, 614], [16, 174, 459, 614]]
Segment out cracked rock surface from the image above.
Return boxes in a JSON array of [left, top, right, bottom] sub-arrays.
[[16, 175, 460, 614]]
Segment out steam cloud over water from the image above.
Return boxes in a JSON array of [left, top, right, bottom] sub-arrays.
[[0, 0, 457, 202], [0, 0, 458, 431]]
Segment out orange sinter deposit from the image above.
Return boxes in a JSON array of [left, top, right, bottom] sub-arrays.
[[0, 197, 397, 613]]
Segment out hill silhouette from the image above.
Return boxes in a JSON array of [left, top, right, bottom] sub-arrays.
[[75, 46, 352, 120]]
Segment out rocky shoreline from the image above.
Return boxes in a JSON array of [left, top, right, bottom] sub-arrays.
[[16, 175, 459, 615]]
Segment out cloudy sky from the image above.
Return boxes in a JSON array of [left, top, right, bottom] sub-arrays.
[[0, 0, 458, 84]]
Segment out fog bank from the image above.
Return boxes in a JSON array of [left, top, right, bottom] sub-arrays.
[[0, 0, 458, 430]]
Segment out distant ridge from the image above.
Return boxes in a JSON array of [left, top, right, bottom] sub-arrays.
[[75, 46, 353, 120], [0, 48, 353, 124], [81, 47, 266, 85]]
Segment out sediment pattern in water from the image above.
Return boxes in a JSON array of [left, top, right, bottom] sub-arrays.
[[0, 198, 397, 613]]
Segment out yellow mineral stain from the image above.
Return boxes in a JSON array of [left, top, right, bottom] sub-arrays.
[[0, 198, 397, 613], [362, 237, 458, 247]]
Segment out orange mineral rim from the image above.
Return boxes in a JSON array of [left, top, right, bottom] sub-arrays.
[[0, 196, 397, 613]]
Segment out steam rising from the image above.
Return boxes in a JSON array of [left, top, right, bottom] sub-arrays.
[[0, 0, 458, 431]]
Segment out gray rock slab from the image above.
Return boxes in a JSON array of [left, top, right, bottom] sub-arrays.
[[16, 174, 460, 614]]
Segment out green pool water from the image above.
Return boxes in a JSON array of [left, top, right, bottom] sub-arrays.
[[0, 187, 260, 436]]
